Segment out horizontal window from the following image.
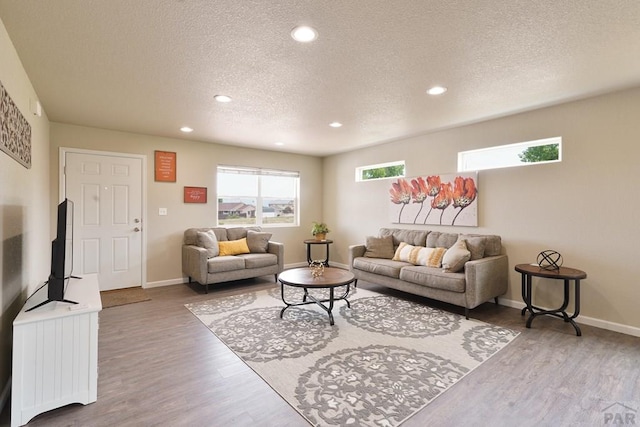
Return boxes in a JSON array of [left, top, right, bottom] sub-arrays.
[[356, 160, 405, 182], [458, 137, 562, 172], [217, 166, 299, 227]]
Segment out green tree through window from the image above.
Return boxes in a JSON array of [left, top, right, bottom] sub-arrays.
[[356, 162, 404, 181], [518, 144, 559, 163]]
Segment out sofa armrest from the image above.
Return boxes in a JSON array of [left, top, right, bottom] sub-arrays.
[[182, 244, 208, 284], [267, 241, 285, 273], [464, 255, 509, 309], [348, 244, 366, 271]]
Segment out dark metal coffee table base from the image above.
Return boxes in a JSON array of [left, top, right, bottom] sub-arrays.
[[278, 267, 355, 326], [279, 284, 351, 325]]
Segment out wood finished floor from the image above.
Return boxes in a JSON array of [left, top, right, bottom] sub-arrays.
[[2, 277, 639, 427]]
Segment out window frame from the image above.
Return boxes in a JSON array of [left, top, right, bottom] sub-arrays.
[[457, 137, 562, 172], [355, 160, 406, 182], [216, 165, 300, 228]]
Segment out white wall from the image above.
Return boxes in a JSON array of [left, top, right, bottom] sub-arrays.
[[324, 87, 640, 333], [0, 17, 51, 404], [49, 123, 323, 285]]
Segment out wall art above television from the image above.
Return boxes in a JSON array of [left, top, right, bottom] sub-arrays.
[[389, 171, 478, 227], [0, 80, 32, 169]]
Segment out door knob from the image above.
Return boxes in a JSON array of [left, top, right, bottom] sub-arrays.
[[134, 227, 141, 232], [134, 218, 140, 223]]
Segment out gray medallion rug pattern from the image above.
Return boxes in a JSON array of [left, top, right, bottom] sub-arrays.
[[185, 287, 519, 426]]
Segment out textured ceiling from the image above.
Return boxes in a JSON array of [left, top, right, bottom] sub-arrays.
[[1, 0, 639, 156]]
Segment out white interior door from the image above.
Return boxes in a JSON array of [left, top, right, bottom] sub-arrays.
[[64, 151, 144, 291]]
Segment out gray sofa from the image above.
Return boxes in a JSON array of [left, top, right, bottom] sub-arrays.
[[182, 226, 284, 293], [349, 228, 508, 318]]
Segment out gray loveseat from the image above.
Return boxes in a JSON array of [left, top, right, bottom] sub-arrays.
[[182, 226, 284, 293], [349, 228, 508, 318]]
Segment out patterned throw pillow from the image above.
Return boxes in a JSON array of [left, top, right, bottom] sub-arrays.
[[442, 238, 471, 273], [392, 242, 446, 267], [196, 230, 219, 258], [218, 238, 251, 256]]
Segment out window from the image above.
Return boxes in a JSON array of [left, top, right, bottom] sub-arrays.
[[356, 160, 405, 182], [458, 137, 562, 172], [217, 166, 299, 227]]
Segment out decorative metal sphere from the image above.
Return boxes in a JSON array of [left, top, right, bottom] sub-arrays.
[[537, 250, 563, 270]]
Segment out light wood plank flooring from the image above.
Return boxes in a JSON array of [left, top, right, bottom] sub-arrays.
[[2, 277, 638, 426]]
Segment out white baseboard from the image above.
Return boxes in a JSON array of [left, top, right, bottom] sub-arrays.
[[145, 264, 311, 289], [498, 297, 640, 338], [285, 262, 308, 269], [144, 278, 185, 288], [0, 376, 11, 416]]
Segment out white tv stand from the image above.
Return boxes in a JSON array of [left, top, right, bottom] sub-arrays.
[[11, 274, 102, 427]]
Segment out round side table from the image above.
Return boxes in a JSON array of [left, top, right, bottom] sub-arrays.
[[515, 263, 587, 336], [303, 239, 333, 266]]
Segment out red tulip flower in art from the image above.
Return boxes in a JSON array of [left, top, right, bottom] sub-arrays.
[[389, 178, 412, 223]]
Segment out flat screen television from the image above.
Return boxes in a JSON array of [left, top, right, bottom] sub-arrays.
[[26, 198, 79, 311]]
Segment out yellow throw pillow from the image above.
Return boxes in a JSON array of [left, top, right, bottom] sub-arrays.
[[218, 238, 251, 256]]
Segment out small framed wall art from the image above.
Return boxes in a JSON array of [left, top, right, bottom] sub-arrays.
[[154, 150, 176, 182], [184, 186, 207, 203]]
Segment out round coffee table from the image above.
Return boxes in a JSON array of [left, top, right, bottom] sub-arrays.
[[278, 267, 355, 325]]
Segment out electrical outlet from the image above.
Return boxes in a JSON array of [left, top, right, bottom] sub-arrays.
[[159, 208, 167, 216]]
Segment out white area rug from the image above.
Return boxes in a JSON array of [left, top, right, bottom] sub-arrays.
[[185, 286, 519, 426]]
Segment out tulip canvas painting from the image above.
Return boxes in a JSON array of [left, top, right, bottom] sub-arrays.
[[389, 172, 478, 226]]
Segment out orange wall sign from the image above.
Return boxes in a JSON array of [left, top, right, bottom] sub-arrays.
[[184, 186, 207, 203], [154, 151, 176, 182]]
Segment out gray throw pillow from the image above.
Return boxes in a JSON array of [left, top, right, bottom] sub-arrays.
[[364, 235, 395, 259], [246, 230, 272, 253], [442, 238, 471, 272], [196, 230, 219, 258], [460, 235, 486, 260]]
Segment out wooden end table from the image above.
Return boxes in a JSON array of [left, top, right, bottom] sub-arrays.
[[303, 239, 333, 266], [515, 263, 587, 336], [278, 267, 354, 325]]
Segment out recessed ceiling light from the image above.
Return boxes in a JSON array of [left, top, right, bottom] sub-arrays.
[[214, 95, 232, 103], [291, 26, 318, 42], [329, 122, 343, 128], [275, 142, 285, 146], [180, 126, 193, 133], [427, 86, 447, 95]]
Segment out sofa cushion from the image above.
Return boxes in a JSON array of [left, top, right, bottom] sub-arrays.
[[184, 227, 229, 245], [399, 266, 466, 293], [207, 256, 245, 273], [442, 238, 471, 272], [247, 230, 272, 253], [426, 231, 459, 249], [227, 227, 262, 241], [196, 230, 219, 258], [392, 242, 446, 267], [353, 257, 410, 279], [238, 253, 278, 269], [460, 235, 486, 260], [218, 238, 251, 256], [364, 235, 395, 259], [380, 228, 428, 247]]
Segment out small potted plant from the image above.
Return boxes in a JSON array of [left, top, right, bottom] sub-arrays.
[[311, 222, 330, 240]]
